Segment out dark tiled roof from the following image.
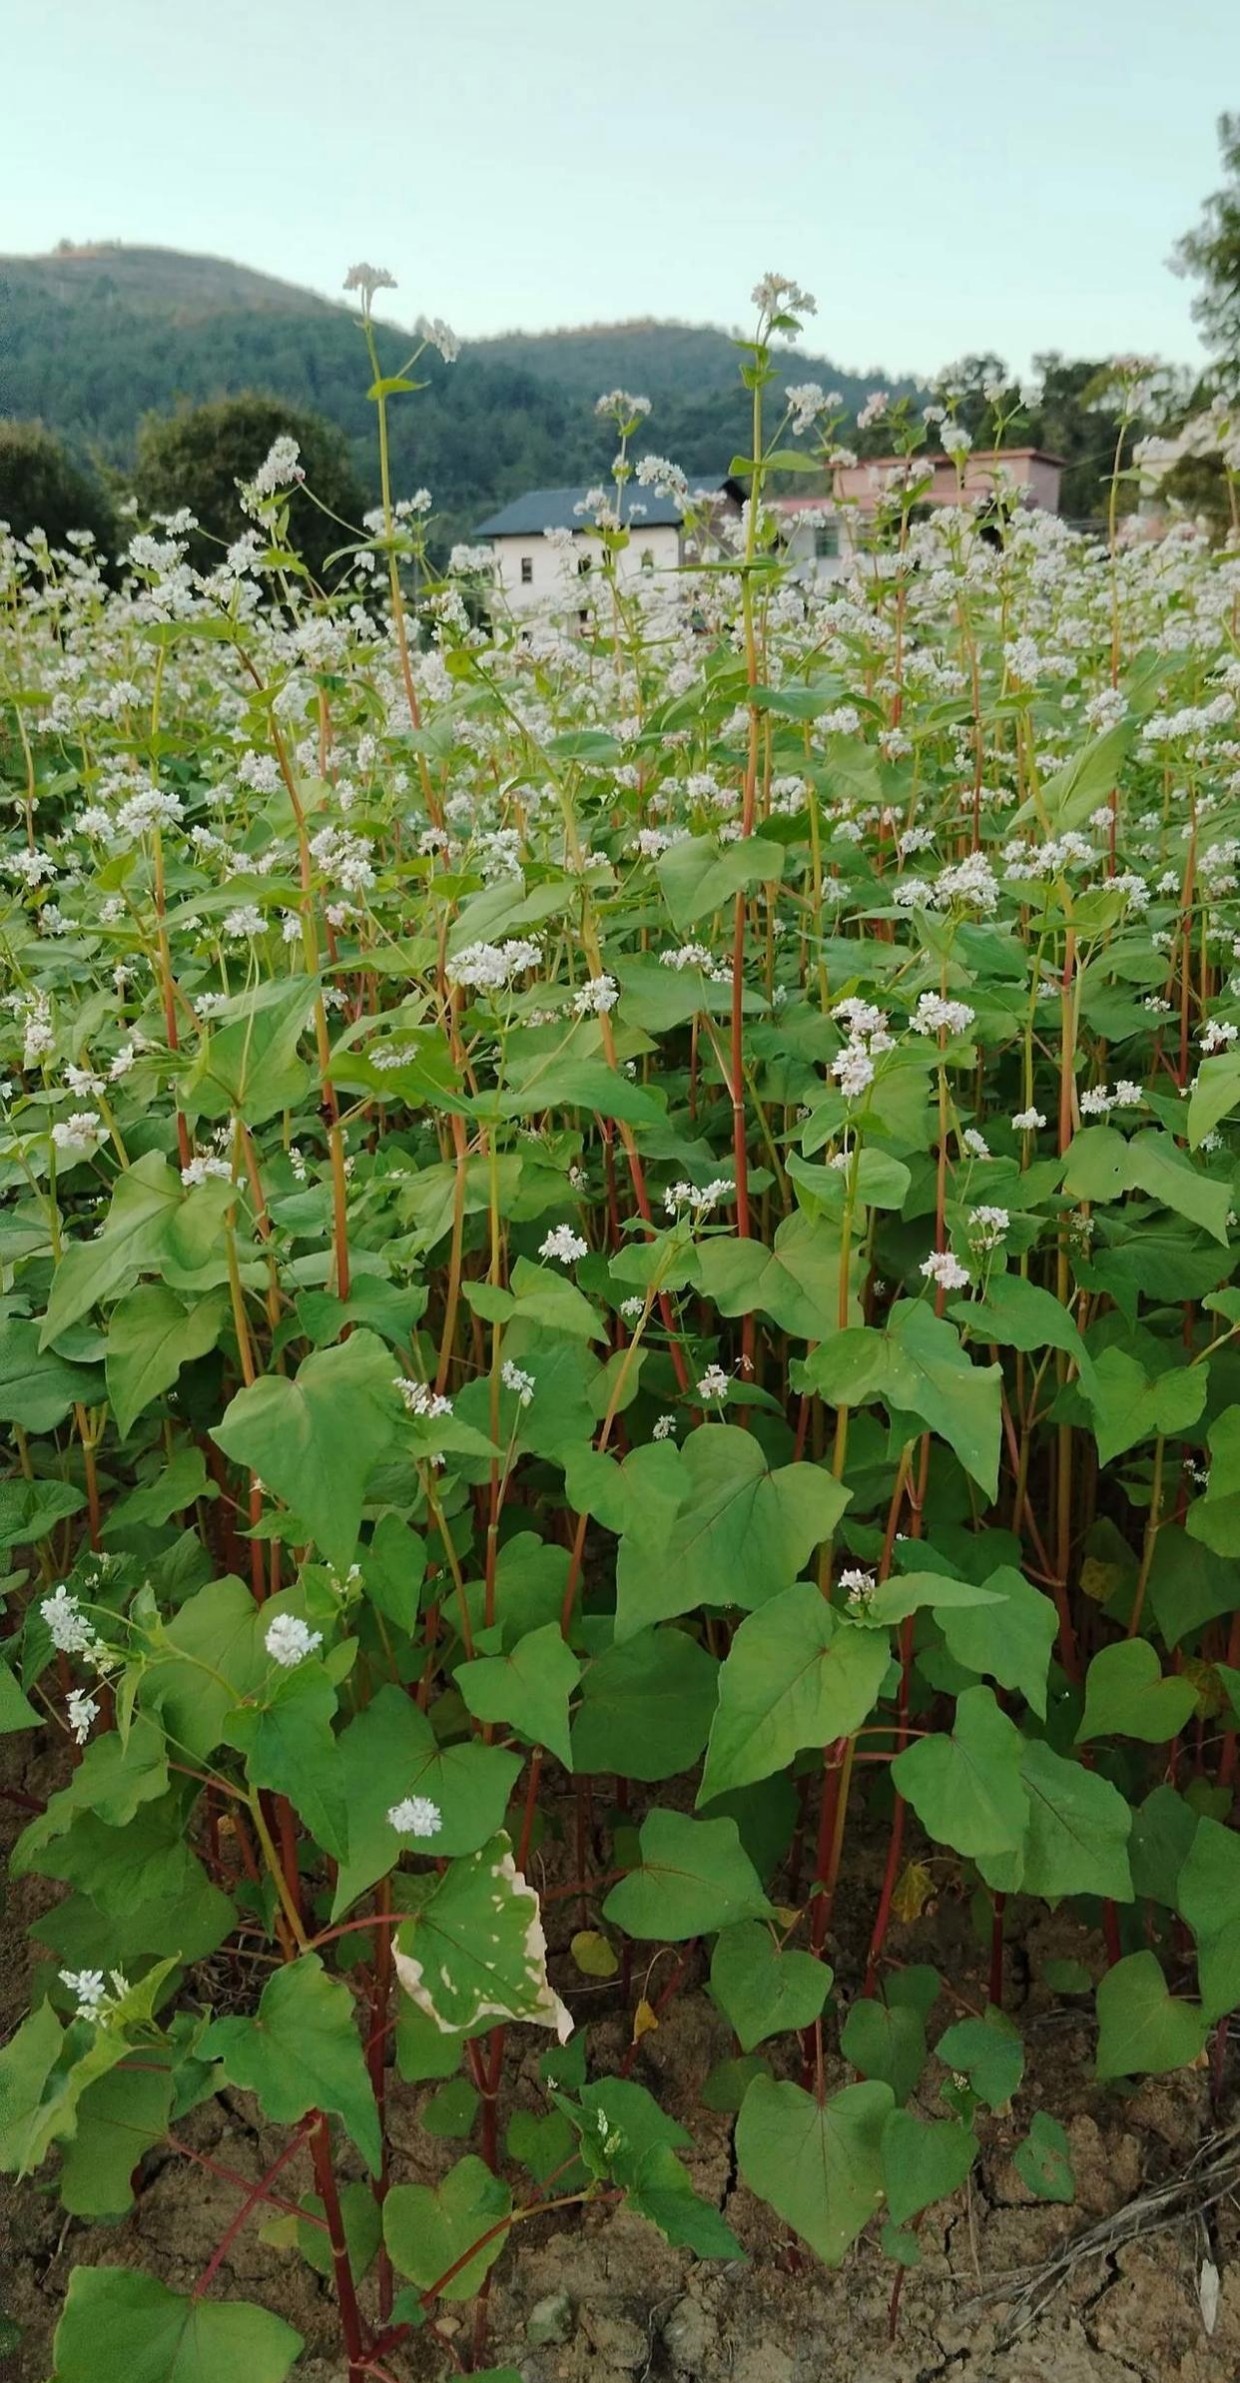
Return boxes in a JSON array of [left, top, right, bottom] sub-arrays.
[[474, 476, 728, 537]]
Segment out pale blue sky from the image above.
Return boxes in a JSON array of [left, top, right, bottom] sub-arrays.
[[5, 0, 1238, 374]]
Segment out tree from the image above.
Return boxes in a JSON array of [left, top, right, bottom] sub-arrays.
[[0, 422, 115, 553], [132, 394, 368, 581], [1173, 111, 1240, 376]]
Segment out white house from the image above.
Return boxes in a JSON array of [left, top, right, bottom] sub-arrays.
[[474, 479, 733, 613]]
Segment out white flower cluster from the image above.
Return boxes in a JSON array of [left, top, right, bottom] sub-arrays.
[[264, 1613, 323, 1668], [830, 997, 894, 1102], [447, 938, 541, 992], [540, 1225, 588, 1265], [396, 1378, 453, 1419], [388, 1794, 443, 1837]]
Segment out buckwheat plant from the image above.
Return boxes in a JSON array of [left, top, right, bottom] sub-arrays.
[[3, 261, 1240, 2381]]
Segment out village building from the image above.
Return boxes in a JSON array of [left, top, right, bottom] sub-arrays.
[[473, 477, 737, 611], [772, 447, 1065, 581]]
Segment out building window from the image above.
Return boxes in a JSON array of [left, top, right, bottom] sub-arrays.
[[813, 522, 840, 560], [520, 556, 533, 585], [640, 547, 654, 571]]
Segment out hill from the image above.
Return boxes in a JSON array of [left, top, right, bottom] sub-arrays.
[[0, 246, 900, 546], [469, 318, 895, 411]]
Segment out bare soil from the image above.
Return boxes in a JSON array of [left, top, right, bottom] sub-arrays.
[[4, 1729, 1238, 2383]]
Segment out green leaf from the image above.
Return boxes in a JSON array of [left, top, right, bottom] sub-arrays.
[[1012, 2111, 1075, 2202], [980, 1738, 1133, 1903], [694, 1211, 852, 1338], [141, 1574, 268, 1762], [735, 2076, 893, 2265], [603, 1809, 772, 1940], [223, 1664, 349, 1860], [881, 2109, 977, 2226], [937, 1565, 1058, 1719], [570, 1626, 718, 1780], [1084, 1346, 1208, 1466], [0, 1660, 38, 1733], [0, 1317, 96, 1431], [1186, 1409, 1240, 1557], [106, 1285, 227, 1439], [698, 1582, 889, 1801], [709, 1922, 832, 2051], [212, 1330, 403, 1570], [41, 1151, 184, 1345], [840, 1999, 926, 2104], [0, 2000, 65, 2175], [105, 1444, 216, 1536], [384, 2155, 512, 2301], [282, 2181, 382, 2282], [624, 2142, 743, 2257], [201, 1953, 380, 2172], [59, 2054, 174, 2216], [1076, 1639, 1199, 1744], [421, 2076, 481, 2138], [1094, 1951, 1210, 2079], [0, 1474, 84, 1550], [51, 2265, 302, 2383], [1188, 1048, 1240, 1147], [332, 1685, 521, 1917], [456, 1622, 581, 1768], [359, 1512, 426, 1632], [935, 2009, 1023, 2107], [657, 832, 784, 931], [183, 976, 314, 1127], [616, 1426, 849, 1637], [393, 1835, 572, 2040], [1177, 1815, 1240, 2019], [1125, 1130, 1231, 1245], [886, 1301, 1002, 1498], [950, 1273, 1088, 1368], [891, 1687, 1028, 1859]]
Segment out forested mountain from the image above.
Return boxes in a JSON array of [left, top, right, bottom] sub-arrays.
[[0, 245, 899, 545]]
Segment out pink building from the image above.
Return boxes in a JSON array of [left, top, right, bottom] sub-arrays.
[[772, 447, 1064, 580]]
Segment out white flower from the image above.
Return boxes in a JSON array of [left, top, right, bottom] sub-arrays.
[[248, 436, 304, 500], [839, 1566, 876, 1611], [501, 1361, 536, 1407], [181, 1155, 232, 1186], [52, 1111, 104, 1161], [1012, 1107, 1046, 1131], [572, 974, 619, 1017], [41, 1586, 99, 1654], [222, 905, 265, 940], [620, 1296, 645, 1321], [264, 1613, 323, 1668], [395, 1378, 453, 1419], [652, 1413, 677, 1440], [1201, 1019, 1239, 1052], [447, 938, 541, 993], [920, 1250, 971, 1290], [67, 1689, 99, 1745], [968, 1204, 1010, 1251], [59, 1967, 106, 2018], [388, 1794, 443, 1838], [540, 1225, 588, 1265], [962, 1128, 990, 1159], [697, 1364, 731, 1402], [832, 1045, 874, 1100], [912, 992, 976, 1036], [344, 262, 397, 304]]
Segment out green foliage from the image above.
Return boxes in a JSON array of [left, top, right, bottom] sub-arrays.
[[0, 420, 115, 553], [4, 271, 1240, 2371], [133, 395, 367, 582]]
